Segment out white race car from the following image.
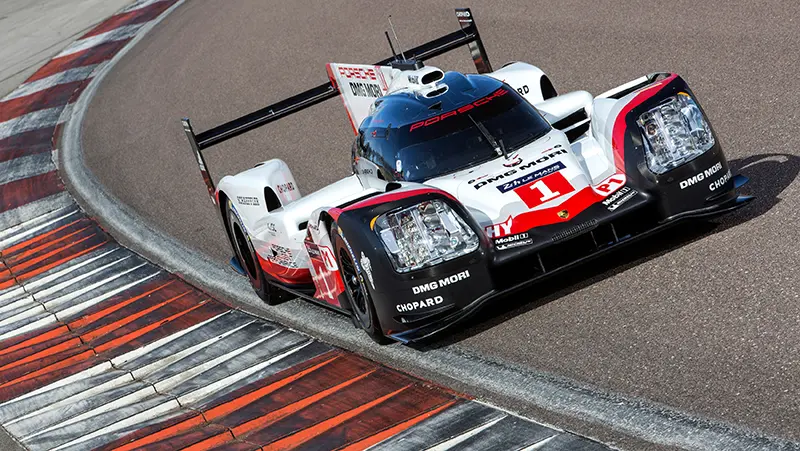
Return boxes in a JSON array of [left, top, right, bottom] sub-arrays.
[[182, 8, 751, 343]]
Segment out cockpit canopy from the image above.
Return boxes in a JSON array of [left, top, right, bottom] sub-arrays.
[[354, 72, 551, 182]]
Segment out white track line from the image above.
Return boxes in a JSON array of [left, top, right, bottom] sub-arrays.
[[0, 314, 57, 341], [177, 339, 314, 406], [55, 24, 145, 59], [130, 319, 255, 380], [53, 271, 161, 320], [0, 295, 36, 316], [0, 287, 26, 306], [0, 362, 114, 409], [0, 153, 56, 187], [424, 415, 506, 451], [0, 207, 79, 251], [22, 384, 159, 441], [33, 255, 133, 300], [0, 107, 64, 141], [23, 248, 120, 291], [49, 398, 183, 451], [123, 0, 171, 13], [520, 435, 559, 451], [0, 304, 47, 328], [110, 312, 232, 368], [4, 373, 136, 426], [42, 262, 149, 311], [151, 329, 283, 394], [2, 65, 100, 102], [0, 194, 75, 233]]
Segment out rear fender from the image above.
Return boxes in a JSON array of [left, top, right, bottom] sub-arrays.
[[488, 62, 590, 139], [216, 159, 300, 233], [487, 62, 555, 103]]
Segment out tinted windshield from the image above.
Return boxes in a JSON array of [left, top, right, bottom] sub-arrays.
[[359, 87, 551, 182]]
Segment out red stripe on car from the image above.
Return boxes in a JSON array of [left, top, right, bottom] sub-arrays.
[[611, 74, 678, 171], [344, 188, 456, 211]]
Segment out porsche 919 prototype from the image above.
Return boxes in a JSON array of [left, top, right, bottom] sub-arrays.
[[182, 8, 752, 343]]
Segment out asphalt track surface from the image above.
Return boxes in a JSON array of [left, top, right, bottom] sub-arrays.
[[83, 0, 800, 445]]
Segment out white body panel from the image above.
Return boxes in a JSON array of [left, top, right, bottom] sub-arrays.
[[220, 166, 381, 269]]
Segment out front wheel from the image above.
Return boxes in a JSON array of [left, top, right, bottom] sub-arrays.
[[226, 200, 286, 305], [331, 224, 391, 344]]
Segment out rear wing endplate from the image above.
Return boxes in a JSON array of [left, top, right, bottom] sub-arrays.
[[182, 7, 492, 204]]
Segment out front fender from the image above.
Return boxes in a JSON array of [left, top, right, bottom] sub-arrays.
[[335, 187, 494, 336], [609, 74, 736, 219]]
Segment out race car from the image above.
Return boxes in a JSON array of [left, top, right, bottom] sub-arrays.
[[182, 8, 752, 343]]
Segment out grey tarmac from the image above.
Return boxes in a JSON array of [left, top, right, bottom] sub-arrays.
[[79, 0, 800, 449]]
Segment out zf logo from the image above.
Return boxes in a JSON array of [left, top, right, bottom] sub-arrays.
[[456, 9, 472, 23]]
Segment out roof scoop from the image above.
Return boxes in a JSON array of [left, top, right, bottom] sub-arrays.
[[407, 66, 444, 87], [387, 65, 446, 95], [423, 85, 449, 98]]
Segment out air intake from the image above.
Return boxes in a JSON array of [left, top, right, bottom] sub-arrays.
[[551, 219, 598, 243], [424, 86, 449, 98], [421, 70, 444, 85]]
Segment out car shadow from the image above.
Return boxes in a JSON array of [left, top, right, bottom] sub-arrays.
[[412, 153, 800, 351]]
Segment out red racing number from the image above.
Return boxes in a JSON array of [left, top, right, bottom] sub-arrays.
[[514, 171, 574, 209]]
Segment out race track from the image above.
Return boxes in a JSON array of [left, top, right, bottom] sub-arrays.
[[81, 0, 800, 444]]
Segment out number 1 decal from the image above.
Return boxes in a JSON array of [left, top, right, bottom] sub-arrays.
[[528, 179, 561, 202], [514, 171, 574, 209]]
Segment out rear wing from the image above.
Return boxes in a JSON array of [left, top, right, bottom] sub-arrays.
[[182, 7, 492, 204]]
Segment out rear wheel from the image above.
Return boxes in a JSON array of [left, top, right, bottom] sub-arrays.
[[226, 201, 285, 305], [331, 225, 391, 344]]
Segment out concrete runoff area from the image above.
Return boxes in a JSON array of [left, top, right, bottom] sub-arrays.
[[0, 0, 133, 97], [80, 0, 800, 447]]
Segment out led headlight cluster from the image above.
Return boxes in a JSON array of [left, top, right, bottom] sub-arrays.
[[637, 92, 715, 174], [375, 200, 478, 272]]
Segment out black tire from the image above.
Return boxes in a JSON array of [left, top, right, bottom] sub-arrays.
[[226, 200, 285, 305], [331, 224, 391, 344]]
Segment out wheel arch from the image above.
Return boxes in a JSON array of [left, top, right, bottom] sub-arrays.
[[217, 190, 235, 251]]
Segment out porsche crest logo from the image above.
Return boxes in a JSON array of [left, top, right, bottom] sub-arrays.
[[503, 154, 522, 167], [557, 209, 569, 219]]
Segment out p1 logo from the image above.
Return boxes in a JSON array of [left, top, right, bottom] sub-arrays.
[[593, 174, 627, 196]]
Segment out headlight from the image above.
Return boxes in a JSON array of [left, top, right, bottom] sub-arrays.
[[374, 200, 479, 272], [637, 92, 715, 174]]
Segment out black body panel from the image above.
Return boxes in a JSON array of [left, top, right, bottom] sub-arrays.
[[333, 192, 496, 338]]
